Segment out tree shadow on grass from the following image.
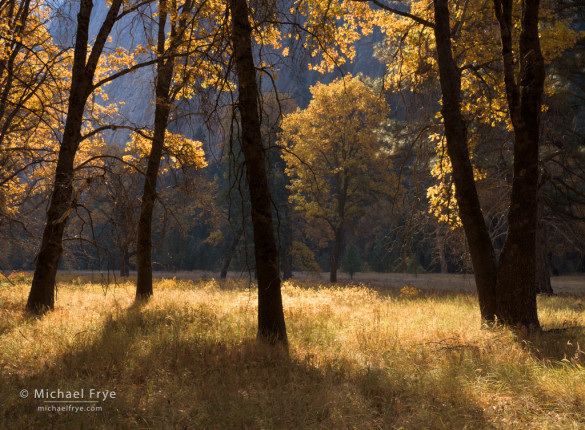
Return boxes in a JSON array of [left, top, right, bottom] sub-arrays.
[[525, 326, 585, 365], [2, 304, 493, 429], [524, 295, 585, 363]]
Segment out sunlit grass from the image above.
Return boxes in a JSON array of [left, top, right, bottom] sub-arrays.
[[1, 275, 584, 429]]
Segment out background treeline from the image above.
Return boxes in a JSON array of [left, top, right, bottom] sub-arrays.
[[2, 23, 584, 278]]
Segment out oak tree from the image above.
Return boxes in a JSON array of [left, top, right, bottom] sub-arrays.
[[281, 75, 391, 283]]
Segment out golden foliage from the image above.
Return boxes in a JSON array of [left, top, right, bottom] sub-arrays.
[[280, 74, 392, 236], [124, 130, 207, 172]]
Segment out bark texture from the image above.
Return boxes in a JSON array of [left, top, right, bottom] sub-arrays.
[[27, 0, 123, 312], [433, 0, 498, 321], [230, 0, 287, 344], [493, 0, 544, 331]]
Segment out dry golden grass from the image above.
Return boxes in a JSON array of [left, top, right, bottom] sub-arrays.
[[1, 275, 584, 429]]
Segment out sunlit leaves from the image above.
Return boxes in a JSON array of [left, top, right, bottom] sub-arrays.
[[124, 130, 207, 172], [280, 75, 391, 238], [0, 0, 69, 217]]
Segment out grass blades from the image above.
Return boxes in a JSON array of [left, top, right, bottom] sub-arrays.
[[1, 276, 584, 429]]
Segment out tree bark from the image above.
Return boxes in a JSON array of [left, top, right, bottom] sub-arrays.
[[493, 0, 544, 332], [229, 0, 287, 344], [27, 0, 123, 312], [433, 0, 498, 322]]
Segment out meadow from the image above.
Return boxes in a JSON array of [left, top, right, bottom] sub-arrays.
[[1, 274, 585, 429]]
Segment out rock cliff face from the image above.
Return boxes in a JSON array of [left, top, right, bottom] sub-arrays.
[[58, 2, 385, 142]]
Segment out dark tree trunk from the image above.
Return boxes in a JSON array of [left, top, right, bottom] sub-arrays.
[[135, 0, 191, 300], [330, 226, 343, 283], [493, 0, 544, 332], [433, 0, 498, 322], [230, 0, 287, 344], [27, 0, 123, 312], [136, 1, 173, 300], [220, 229, 242, 279]]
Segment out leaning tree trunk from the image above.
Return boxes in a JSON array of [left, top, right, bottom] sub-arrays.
[[493, 0, 544, 332], [230, 0, 287, 344], [433, 0, 498, 322], [27, 0, 123, 312]]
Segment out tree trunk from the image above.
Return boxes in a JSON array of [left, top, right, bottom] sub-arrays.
[[135, 0, 191, 300], [330, 226, 343, 283], [135, 42, 173, 299], [27, 0, 123, 312], [220, 229, 242, 279], [495, 130, 541, 330], [493, 0, 544, 332], [230, 0, 287, 344], [433, 0, 498, 322]]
